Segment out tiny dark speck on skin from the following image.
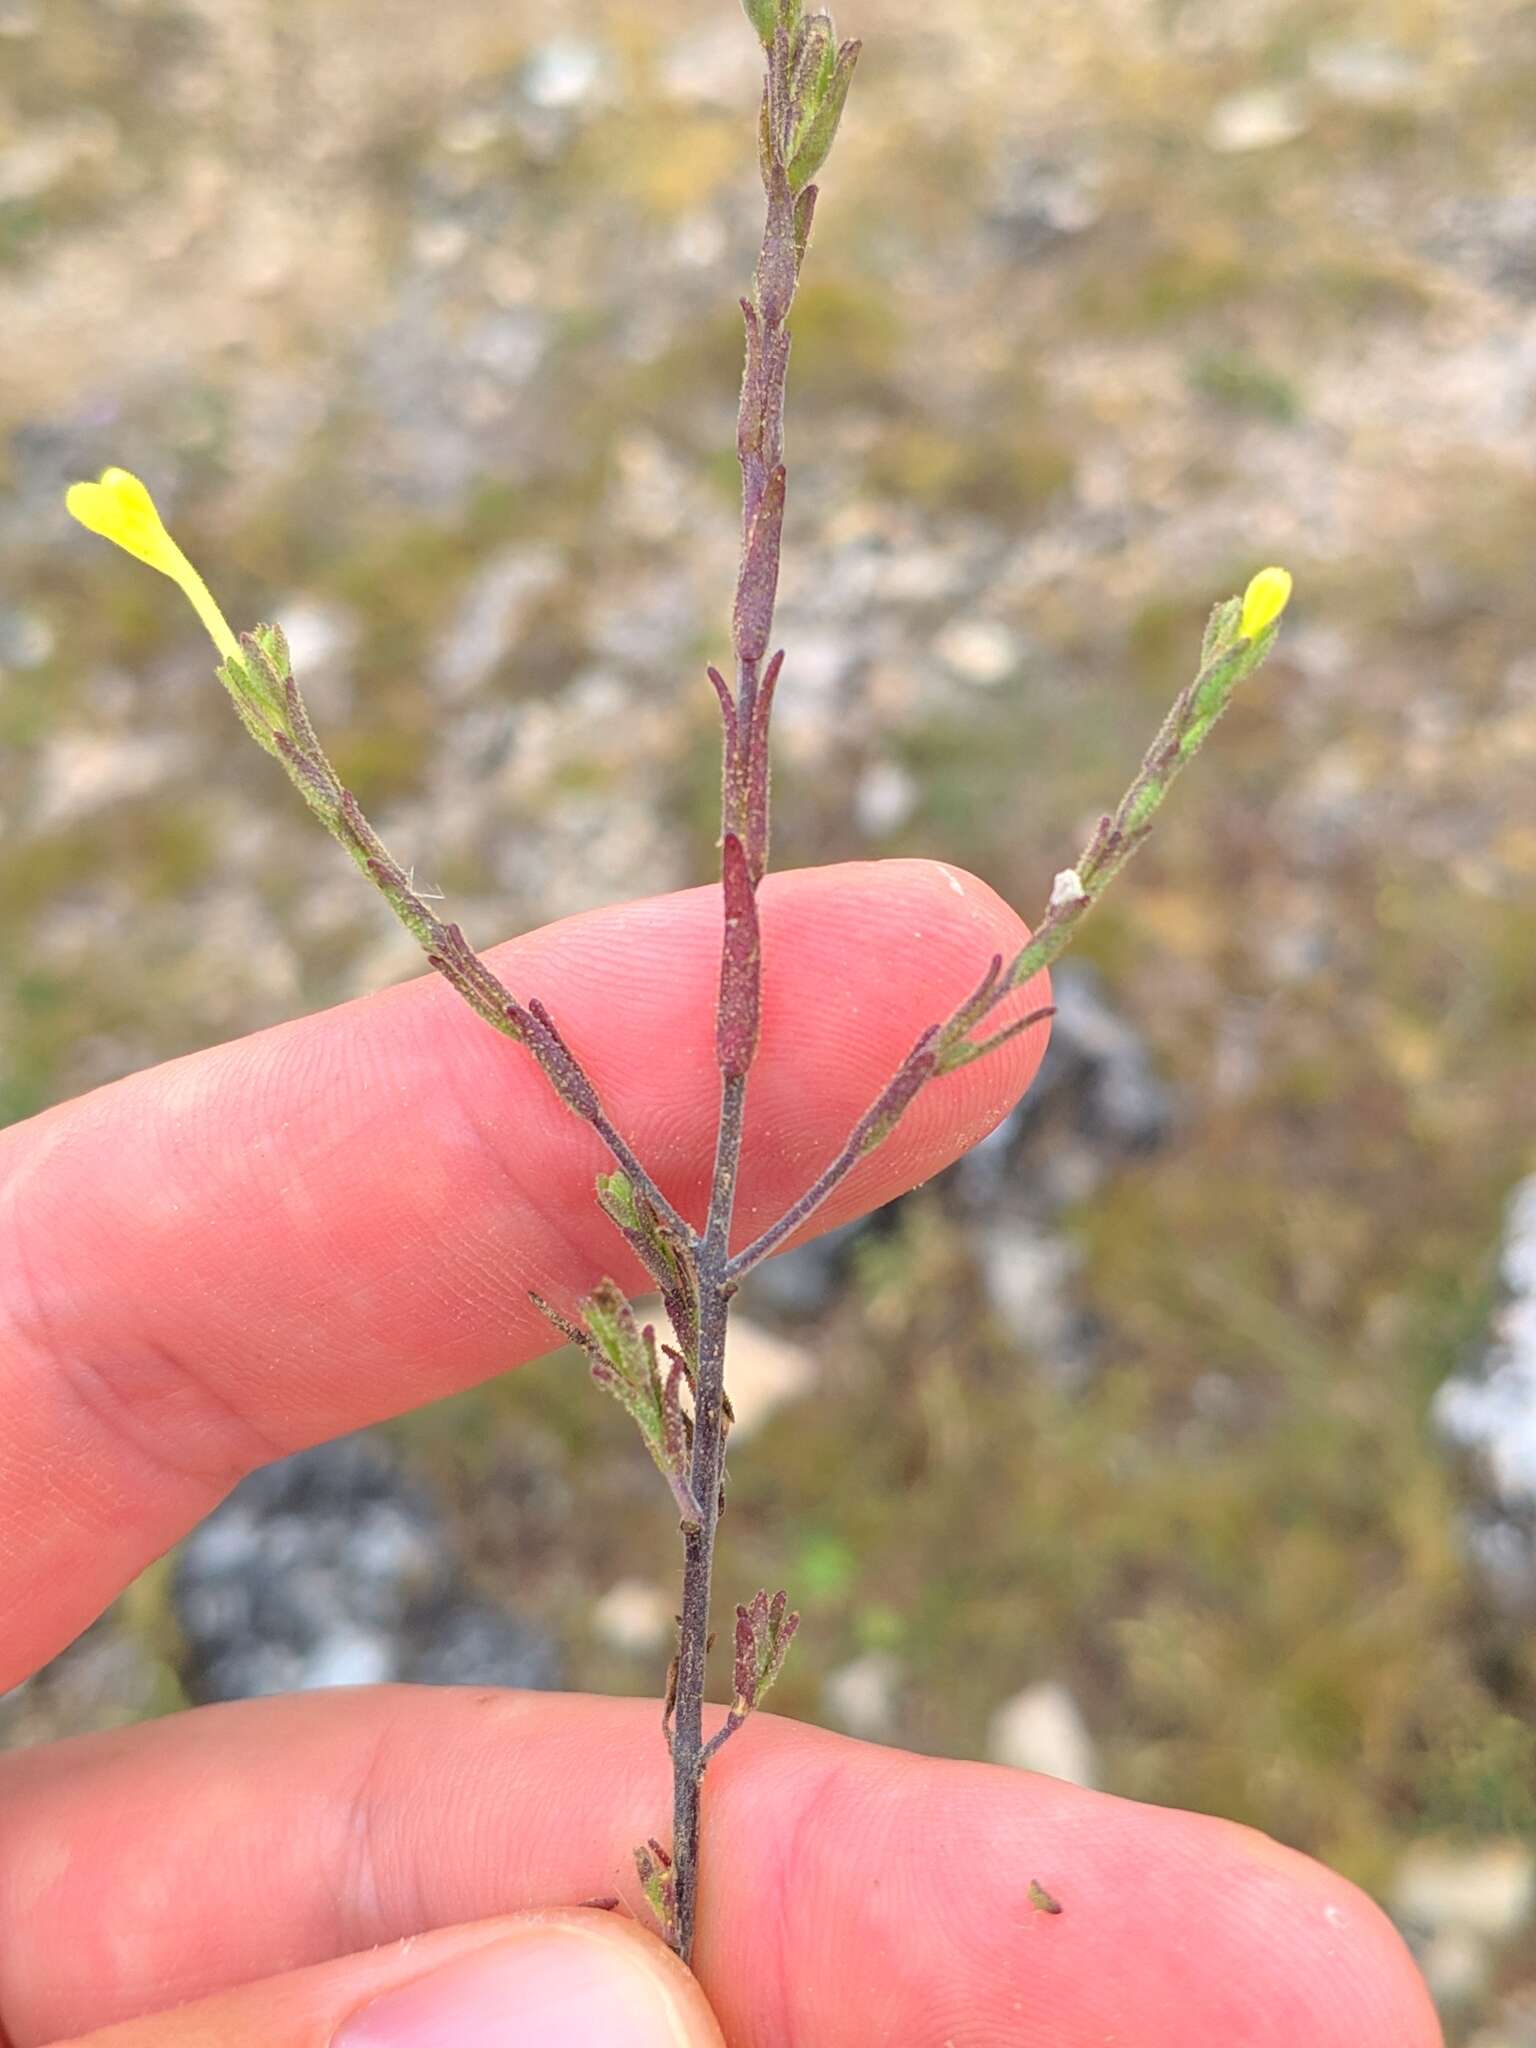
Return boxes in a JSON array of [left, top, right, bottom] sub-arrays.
[[1028, 1878, 1064, 1915]]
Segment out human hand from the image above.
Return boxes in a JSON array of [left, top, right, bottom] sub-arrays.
[[0, 860, 1440, 2045]]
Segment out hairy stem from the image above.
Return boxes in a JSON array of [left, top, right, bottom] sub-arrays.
[[670, 1074, 747, 1956], [665, 9, 831, 1951]]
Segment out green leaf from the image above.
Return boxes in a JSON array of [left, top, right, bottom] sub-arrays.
[[596, 1169, 640, 1234], [741, 0, 777, 44], [790, 13, 835, 112], [786, 38, 860, 193], [217, 659, 282, 756], [1200, 595, 1241, 666]]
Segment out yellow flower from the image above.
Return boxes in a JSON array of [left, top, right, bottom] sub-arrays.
[[1239, 566, 1293, 641], [65, 467, 239, 662]]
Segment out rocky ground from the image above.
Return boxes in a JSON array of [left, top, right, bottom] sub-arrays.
[[2, 0, 1535, 2035]]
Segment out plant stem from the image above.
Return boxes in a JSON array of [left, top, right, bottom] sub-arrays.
[[666, 13, 817, 1935], [669, 1071, 747, 1957]]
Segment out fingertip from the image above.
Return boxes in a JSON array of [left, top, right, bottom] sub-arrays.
[[334, 1913, 723, 2048], [1003, 1791, 1445, 2048], [699, 1727, 1440, 2048], [1213, 1822, 1445, 2048], [63, 1912, 725, 2048]]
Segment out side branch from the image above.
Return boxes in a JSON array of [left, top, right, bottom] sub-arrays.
[[728, 586, 1290, 1282], [231, 626, 691, 1245]]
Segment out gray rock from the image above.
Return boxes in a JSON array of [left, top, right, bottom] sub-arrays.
[[976, 1218, 1096, 1382], [742, 1217, 868, 1321], [1434, 1175, 1536, 1608], [955, 963, 1175, 1216], [988, 152, 1104, 255], [410, 1599, 560, 1691], [1425, 195, 1536, 304], [432, 544, 564, 699], [0, 605, 55, 669], [1044, 966, 1177, 1154], [174, 1434, 559, 1703]]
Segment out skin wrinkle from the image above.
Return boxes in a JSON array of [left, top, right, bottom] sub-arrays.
[[336, 1712, 409, 1946], [422, 996, 645, 1323], [752, 1750, 843, 2048], [0, 1222, 245, 1590], [0, 1139, 278, 1575], [51, 1330, 282, 1496]]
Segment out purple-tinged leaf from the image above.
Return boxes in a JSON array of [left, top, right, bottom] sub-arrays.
[[508, 997, 602, 1121], [755, 171, 798, 324], [716, 832, 762, 1079], [733, 465, 786, 666], [744, 647, 783, 881]]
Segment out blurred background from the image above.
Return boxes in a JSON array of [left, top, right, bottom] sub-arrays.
[[2, 0, 1534, 2034]]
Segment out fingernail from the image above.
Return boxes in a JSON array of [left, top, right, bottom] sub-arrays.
[[336, 1926, 692, 2048]]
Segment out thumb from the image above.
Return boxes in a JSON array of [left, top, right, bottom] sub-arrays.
[[60, 1911, 725, 2048]]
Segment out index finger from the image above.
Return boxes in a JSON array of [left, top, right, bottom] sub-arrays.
[[0, 857, 1046, 1686]]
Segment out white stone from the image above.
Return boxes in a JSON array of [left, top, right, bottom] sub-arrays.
[[33, 731, 178, 830], [1392, 1838, 1536, 1941], [988, 1680, 1099, 1788], [639, 1305, 818, 1446], [977, 1221, 1083, 1355], [522, 40, 605, 111], [855, 759, 918, 837], [1417, 1927, 1491, 2009], [1435, 1176, 1536, 1505], [273, 598, 359, 716], [933, 617, 1021, 686], [722, 1316, 818, 1443], [1309, 40, 1423, 109], [823, 1652, 902, 1739], [592, 1579, 673, 1658], [298, 1630, 395, 1691], [1206, 89, 1311, 155]]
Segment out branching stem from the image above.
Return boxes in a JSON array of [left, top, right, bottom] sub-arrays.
[[89, 0, 1287, 1974]]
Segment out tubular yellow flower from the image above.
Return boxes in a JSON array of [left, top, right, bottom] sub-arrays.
[[65, 467, 240, 662], [1239, 565, 1293, 641]]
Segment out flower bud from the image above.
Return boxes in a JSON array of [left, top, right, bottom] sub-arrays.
[[1239, 566, 1293, 641]]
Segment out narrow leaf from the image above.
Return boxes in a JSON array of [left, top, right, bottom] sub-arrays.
[[787, 39, 860, 192], [716, 832, 762, 1079]]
